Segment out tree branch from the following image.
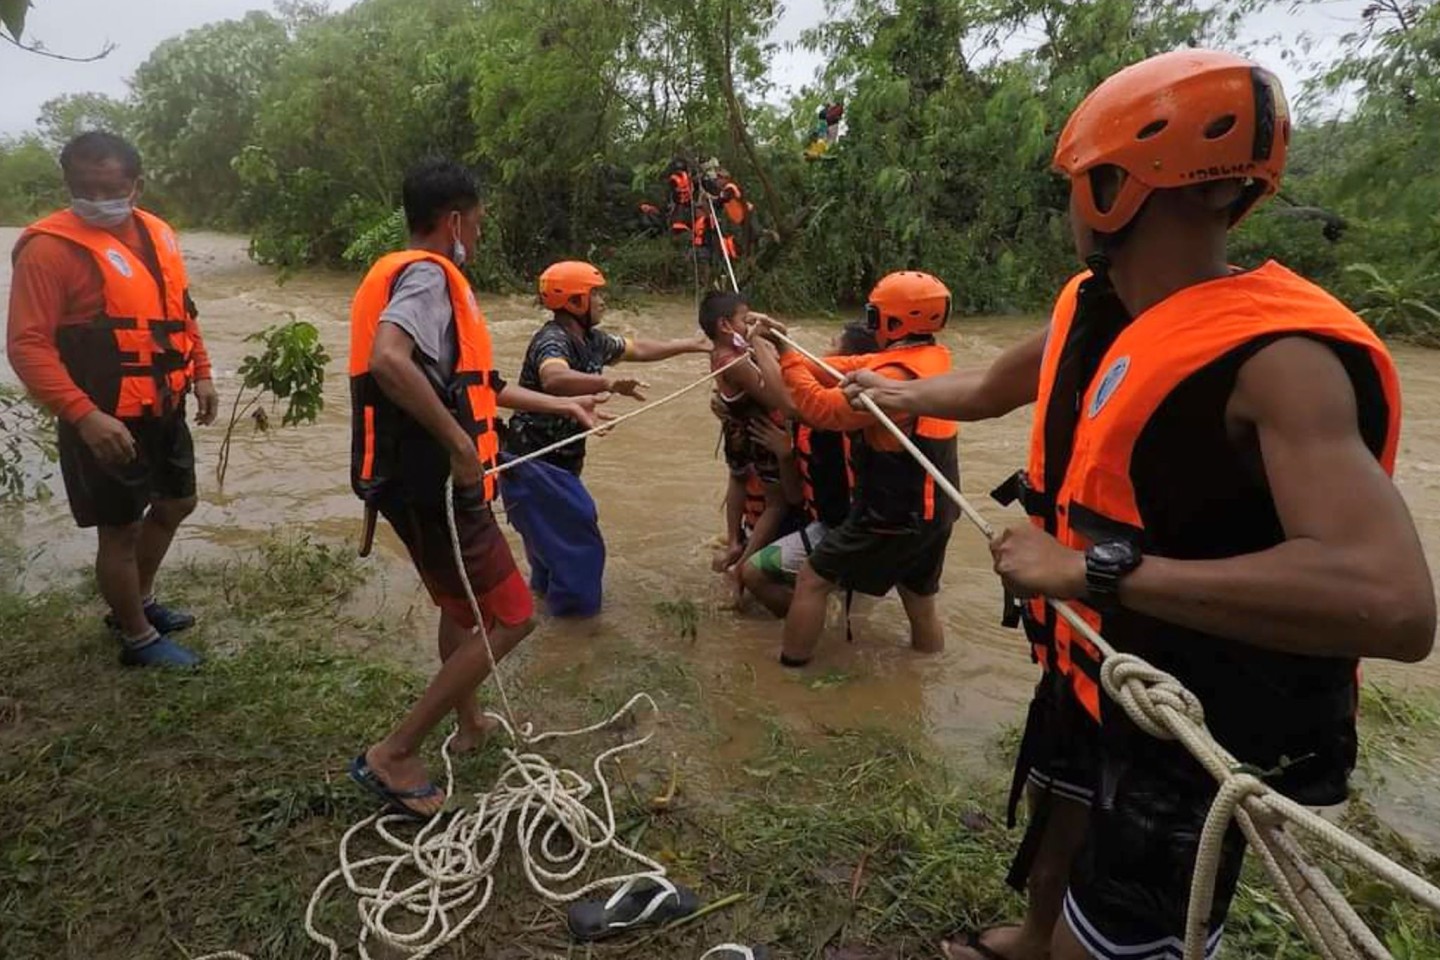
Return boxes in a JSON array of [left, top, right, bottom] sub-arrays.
[[0, 30, 115, 62]]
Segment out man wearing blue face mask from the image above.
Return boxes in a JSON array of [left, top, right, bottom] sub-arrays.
[[7, 131, 218, 668]]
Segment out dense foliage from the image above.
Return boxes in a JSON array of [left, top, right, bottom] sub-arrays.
[[4, 0, 1439, 324]]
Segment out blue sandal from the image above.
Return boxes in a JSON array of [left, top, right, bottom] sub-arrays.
[[348, 753, 444, 819], [106, 599, 197, 637]]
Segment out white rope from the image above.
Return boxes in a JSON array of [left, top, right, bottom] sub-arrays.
[[700, 945, 759, 960], [486, 352, 749, 480], [706, 193, 741, 294], [196, 356, 744, 960], [770, 326, 1440, 960]]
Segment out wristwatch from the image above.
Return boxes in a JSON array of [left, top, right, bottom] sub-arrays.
[[1084, 540, 1142, 603]]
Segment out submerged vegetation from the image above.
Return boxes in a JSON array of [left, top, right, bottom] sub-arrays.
[[3, 0, 1440, 329], [0, 537, 1437, 958]]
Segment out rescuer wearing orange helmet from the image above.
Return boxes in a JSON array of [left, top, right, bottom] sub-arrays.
[[845, 51, 1433, 960], [506, 260, 710, 477], [753, 270, 961, 665], [499, 260, 709, 618]]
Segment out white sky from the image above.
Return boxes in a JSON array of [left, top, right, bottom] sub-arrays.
[[0, 0, 1371, 138]]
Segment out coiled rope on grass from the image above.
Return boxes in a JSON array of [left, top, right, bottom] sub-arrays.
[[197, 354, 749, 960]]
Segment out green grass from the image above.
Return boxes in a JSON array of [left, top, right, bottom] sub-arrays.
[[2, 536, 1439, 959]]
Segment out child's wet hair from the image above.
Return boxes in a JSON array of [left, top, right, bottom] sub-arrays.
[[699, 290, 748, 340], [838, 321, 878, 356]]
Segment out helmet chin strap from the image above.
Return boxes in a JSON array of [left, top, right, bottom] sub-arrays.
[[1085, 250, 1113, 283]]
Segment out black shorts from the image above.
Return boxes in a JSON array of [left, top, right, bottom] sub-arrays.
[[807, 509, 953, 597], [1063, 735, 1246, 960], [58, 409, 196, 528], [1020, 673, 1100, 808]]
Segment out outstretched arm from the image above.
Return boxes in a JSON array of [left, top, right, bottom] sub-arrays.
[[778, 349, 910, 433], [844, 327, 1046, 421], [991, 337, 1435, 663], [497, 382, 607, 430], [623, 333, 711, 363]]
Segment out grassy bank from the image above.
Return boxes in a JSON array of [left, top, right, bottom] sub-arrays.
[[2, 536, 1438, 959]]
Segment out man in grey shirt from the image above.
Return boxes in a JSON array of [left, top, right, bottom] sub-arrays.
[[381, 261, 459, 395]]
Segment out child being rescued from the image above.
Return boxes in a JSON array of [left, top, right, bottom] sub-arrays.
[[741, 322, 876, 617], [699, 290, 797, 602], [753, 272, 961, 665]]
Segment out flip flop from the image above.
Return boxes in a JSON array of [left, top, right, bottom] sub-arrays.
[[566, 875, 701, 942], [699, 945, 771, 960], [940, 927, 1019, 960], [348, 753, 443, 819]]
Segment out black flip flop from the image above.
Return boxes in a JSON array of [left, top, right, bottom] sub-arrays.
[[348, 753, 443, 820], [940, 927, 1018, 960], [566, 876, 701, 942]]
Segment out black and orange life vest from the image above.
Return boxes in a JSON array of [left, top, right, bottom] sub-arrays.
[[742, 470, 766, 533], [16, 208, 196, 419], [848, 342, 960, 527], [794, 423, 851, 527], [668, 170, 693, 207], [720, 181, 749, 227], [349, 251, 503, 503], [1005, 262, 1400, 797]]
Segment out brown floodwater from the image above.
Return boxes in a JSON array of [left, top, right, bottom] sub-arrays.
[[3, 229, 1438, 845]]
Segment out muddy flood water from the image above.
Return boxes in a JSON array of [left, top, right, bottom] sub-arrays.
[[4, 229, 1439, 847]]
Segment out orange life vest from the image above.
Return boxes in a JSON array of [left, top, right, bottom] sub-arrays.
[[742, 470, 766, 533], [1008, 263, 1400, 741], [16, 208, 196, 419], [668, 170, 693, 206], [349, 251, 503, 503], [794, 422, 852, 527], [720, 181, 749, 226], [692, 212, 739, 260], [849, 342, 960, 526]]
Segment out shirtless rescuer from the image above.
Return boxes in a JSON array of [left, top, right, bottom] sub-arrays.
[[845, 50, 1435, 960]]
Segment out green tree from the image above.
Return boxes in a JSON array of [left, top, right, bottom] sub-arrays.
[[0, 135, 64, 224], [36, 92, 133, 149], [129, 11, 290, 227]]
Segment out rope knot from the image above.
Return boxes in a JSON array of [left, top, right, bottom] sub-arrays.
[[1101, 653, 1206, 740]]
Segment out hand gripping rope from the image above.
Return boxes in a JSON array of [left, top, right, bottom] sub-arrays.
[[197, 354, 752, 960], [705, 207, 1440, 958], [768, 328, 1440, 960]]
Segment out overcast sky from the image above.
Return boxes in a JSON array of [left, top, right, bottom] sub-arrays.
[[1, 0, 1371, 138]]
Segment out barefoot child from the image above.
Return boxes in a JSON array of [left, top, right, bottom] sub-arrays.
[[758, 272, 960, 665], [741, 322, 876, 617], [699, 290, 795, 597]]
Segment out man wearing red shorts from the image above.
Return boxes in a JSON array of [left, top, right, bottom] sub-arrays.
[[347, 159, 606, 816]]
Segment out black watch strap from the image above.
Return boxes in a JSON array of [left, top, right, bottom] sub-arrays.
[[1085, 541, 1141, 602]]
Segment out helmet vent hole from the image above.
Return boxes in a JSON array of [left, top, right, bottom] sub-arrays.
[[1204, 114, 1238, 140], [1136, 119, 1168, 141]]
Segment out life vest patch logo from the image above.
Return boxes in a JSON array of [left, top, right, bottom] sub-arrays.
[[105, 249, 133, 278], [1089, 355, 1130, 418]]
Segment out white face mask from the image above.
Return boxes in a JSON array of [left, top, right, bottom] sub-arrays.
[[451, 238, 467, 267], [72, 195, 134, 228]]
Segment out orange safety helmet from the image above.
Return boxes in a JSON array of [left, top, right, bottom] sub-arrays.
[[538, 260, 606, 317], [1054, 49, 1290, 235], [865, 271, 951, 347]]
